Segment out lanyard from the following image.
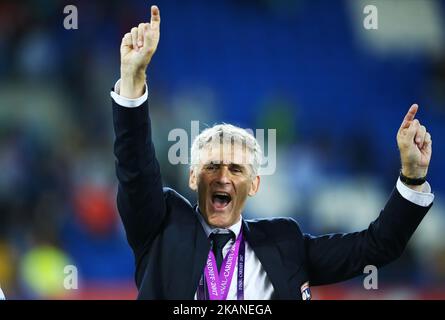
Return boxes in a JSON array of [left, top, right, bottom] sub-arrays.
[[197, 231, 245, 300]]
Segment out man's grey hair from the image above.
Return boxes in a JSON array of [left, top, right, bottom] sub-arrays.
[[190, 124, 263, 178]]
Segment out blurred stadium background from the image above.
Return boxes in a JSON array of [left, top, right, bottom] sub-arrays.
[[0, 0, 444, 299]]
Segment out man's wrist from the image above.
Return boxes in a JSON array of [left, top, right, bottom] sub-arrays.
[[401, 164, 428, 179], [120, 68, 147, 99], [111, 79, 148, 108], [399, 169, 427, 191]]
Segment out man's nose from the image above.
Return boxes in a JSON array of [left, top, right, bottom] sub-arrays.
[[215, 166, 230, 184]]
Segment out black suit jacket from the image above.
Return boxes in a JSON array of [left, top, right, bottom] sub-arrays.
[[112, 98, 432, 300]]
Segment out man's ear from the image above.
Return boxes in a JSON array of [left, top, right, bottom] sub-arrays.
[[248, 176, 260, 196], [189, 169, 197, 191]]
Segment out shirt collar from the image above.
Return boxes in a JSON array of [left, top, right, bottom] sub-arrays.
[[196, 207, 242, 238]]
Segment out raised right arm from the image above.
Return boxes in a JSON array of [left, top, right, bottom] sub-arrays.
[[112, 5, 164, 257]]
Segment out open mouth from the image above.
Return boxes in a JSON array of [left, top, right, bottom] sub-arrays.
[[211, 192, 232, 210]]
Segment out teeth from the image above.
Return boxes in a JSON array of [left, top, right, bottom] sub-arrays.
[[214, 192, 230, 196]]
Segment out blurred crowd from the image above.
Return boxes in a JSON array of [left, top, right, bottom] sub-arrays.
[[0, 0, 444, 299]]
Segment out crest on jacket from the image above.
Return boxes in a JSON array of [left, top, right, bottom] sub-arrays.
[[301, 282, 311, 300]]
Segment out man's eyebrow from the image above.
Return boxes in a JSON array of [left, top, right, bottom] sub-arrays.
[[229, 163, 247, 169]]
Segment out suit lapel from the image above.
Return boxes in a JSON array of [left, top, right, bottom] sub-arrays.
[[188, 212, 211, 299], [243, 220, 293, 299]]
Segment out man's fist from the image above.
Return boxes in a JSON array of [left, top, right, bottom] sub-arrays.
[[397, 104, 432, 185], [120, 5, 160, 98]]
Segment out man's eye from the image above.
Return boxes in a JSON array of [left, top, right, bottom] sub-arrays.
[[231, 167, 242, 173]]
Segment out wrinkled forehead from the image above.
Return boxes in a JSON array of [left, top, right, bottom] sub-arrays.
[[197, 140, 255, 166]]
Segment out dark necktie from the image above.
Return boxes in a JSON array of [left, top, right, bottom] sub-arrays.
[[209, 232, 235, 272]]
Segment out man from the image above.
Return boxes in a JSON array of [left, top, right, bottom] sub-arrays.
[[111, 5, 434, 300]]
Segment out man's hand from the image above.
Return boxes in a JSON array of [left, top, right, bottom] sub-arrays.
[[397, 104, 432, 190], [120, 5, 160, 99]]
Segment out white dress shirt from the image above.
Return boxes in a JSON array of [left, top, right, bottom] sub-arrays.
[[111, 80, 435, 299], [194, 212, 274, 300], [0, 287, 5, 300]]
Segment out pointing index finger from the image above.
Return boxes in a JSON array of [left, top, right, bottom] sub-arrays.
[[400, 104, 418, 129], [151, 5, 160, 27]]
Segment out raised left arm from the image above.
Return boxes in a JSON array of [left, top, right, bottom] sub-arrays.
[[397, 104, 432, 191], [304, 104, 433, 286]]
